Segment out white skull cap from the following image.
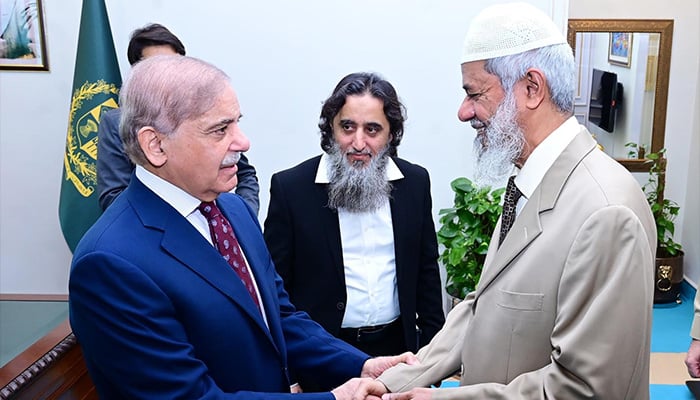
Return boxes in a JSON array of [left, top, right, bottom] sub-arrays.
[[461, 2, 567, 63]]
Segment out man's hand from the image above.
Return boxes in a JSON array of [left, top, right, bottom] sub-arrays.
[[380, 388, 433, 400], [290, 382, 303, 393], [361, 352, 420, 378], [686, 339, 700, 377], [331, 377, 374, 400], [350, 379, 389, 400]]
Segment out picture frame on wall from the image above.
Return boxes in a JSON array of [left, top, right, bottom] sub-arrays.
[[0, 0, 49, 71], [608, 32, 632, 68]]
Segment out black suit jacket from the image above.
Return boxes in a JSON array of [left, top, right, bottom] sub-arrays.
[[263, 155, 445, 352]]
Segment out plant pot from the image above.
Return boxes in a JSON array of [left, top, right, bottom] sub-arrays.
[[653, 250, 684, 304]]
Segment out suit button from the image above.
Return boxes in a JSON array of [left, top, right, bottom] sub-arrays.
[[336, 302, 345, 310]]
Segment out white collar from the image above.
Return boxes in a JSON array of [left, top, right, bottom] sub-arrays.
[[515, 116, 580, 199], [135, 165, 203, 217]]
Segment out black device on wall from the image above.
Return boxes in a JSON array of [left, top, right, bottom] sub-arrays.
[[588, 68, 623, 133]]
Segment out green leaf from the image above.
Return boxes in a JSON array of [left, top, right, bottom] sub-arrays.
[[438, 177, 504, 295], [641, 148, 683, 254]]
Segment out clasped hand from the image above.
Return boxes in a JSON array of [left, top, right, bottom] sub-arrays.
[[330, 352, 432, 399]]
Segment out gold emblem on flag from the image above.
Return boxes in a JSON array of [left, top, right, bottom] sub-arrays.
[[63, 80, 119, 197]]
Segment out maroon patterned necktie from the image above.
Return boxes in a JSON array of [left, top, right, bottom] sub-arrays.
[[198, 201, 261, 311], [499, 176, 523, 247]]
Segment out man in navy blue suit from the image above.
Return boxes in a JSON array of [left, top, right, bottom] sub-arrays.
[[69, 55, 415, 399]]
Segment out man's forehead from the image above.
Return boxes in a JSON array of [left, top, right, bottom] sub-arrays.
[[191, 90, 240, 126], [461, 62, 499, 89], [461, 60, 489, 77]]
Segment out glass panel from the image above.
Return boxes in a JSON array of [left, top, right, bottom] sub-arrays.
[[0, 300, 69, 366]]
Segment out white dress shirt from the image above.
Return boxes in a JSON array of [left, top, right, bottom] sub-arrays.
[[315, 154, 404, 328]]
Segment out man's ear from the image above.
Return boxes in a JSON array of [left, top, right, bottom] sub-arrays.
[[524, 69, 546, 110], [137, 127, 167, 167]]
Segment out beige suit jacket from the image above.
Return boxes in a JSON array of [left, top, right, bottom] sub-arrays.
[[379, 129, 656, 399]]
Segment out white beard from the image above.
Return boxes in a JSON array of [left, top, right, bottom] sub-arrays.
[[472, 91, 525, 188], [326, 142, 392, 213]]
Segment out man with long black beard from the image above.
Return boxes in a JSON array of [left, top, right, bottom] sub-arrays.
[[264, 73, 445, 389], [354, 3, 657, 399]]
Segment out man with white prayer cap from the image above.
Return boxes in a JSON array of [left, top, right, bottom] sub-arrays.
[[354, 3, 656, 399]]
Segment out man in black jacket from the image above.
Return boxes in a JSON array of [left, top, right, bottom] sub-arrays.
[[264, 72, 445, 365]]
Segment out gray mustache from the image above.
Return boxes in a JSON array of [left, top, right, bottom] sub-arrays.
[[221, 152, 241, 168]]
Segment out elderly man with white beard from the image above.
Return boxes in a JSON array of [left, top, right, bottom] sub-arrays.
[[353, 3, 657, 400], [263, 72, 445, 391]]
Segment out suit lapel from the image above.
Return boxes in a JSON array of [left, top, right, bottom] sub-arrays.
[[313, 170, 345, 283], [216, 197, 276, 316], [216, 195, 286, 353], [128, 180, 272, 342], [475, 191, 543, 297], [475, 129, 597, 297], [389, 173, 408, 284], [324, 209, 346, 283]]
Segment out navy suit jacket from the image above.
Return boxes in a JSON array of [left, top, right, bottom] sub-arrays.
[[69, 176, 368, 399], [264, 156, 445, 353]]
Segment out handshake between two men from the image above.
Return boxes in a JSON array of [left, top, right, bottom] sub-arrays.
[[330, 352, 433, 400]]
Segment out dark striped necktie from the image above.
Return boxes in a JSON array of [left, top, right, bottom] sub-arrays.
[[499, 176, 522, 247]]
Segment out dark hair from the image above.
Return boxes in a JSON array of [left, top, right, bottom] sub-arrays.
[[126, 23, 186, 65], [318, 72, 406, 156]]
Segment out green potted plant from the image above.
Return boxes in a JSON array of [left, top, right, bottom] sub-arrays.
[[624, 141, 648, 159], [437, 177, 505, 301], [643, 148, 684, 303]]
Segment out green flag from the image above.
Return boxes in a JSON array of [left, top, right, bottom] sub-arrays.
[[59, 0, 121, 252]]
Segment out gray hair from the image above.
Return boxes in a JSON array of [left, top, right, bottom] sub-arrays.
[[119, 55, 230, 166], [484, 43, 576, 115]]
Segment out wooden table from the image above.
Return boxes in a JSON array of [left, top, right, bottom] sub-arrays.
[[0, 295, 96, 399]]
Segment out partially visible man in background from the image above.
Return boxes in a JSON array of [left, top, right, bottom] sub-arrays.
[[97, 23, 259, 212], [356, 3, 656, 399], [264, 72, 444, 366], [685, 291, 700, 377]]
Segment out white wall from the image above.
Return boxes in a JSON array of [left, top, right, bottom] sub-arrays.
[[570, 0, 700, 285], [0, 0, 565, 294]]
